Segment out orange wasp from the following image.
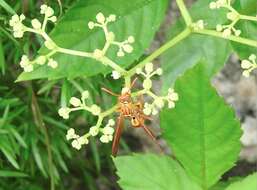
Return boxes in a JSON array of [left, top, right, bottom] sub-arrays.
[[102, 78, 160, 156]]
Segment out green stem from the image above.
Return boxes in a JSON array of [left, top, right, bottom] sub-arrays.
[[240, 14, 257, 22], [99, 56, 126, 74], [194, 29, 257, 47], [176, 0, 192, 25], [126, 28, 191, 77]]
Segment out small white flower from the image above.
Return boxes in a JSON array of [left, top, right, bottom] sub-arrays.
[[40, 4, 48, 14], [31, 19, 41, 29], [103, 126, 114, 135], [49, 16, 57, 23], [209, 2, 217, 9], [96, 12, 105, 24], [108, 119, 115, 126], [168, 88, 179, 101], [156, 68, 163, 75], [91, 104, 101, 115], [78, 136, 89, 145], [45, 6, 54, 17], [216, 24, 223, 32], [152, 107, 158, 115], [70, 97, 81, 107], [111, 70, 121, 80], [19, 55, 30, 68], [136, 68, 142, 74], [143, 103, 152, 115], [47, 58, 58, 68], [82, 91, 89, 99], [9, 14, 26, 38], [36, 56, 46, 65], [88, 21, 95, 29], [24, 65, 33, 72], [123, 44, 133, 53], [89, 126, 99, 136], [222, 28, 231, 38], [127, 36, 135, 43], [66, 128, 79, 140], [145, 62, 153, 74], [242, 70, 250, 78], [234, 30, 241, 36], [107, 14, 116, 22], [58, 107, 70, 119], [154, 98, 164, 109], [227, 12, 238, 21], [100, 135, 110, 143], [241, 60, 252, 69], [71, 139, 82, 150], [117, 51, 125, 57], [168, 101, 176, 108], [249, 54, 256, 61]]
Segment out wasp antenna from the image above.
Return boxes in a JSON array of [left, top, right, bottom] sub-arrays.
[[130, 77, 138, 89], [101, 87, 119, 96]]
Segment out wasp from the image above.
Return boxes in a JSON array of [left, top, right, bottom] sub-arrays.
[[102, 78, 160, 156]]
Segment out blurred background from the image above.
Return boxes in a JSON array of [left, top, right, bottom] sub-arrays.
[[0, 0, 256, 190]]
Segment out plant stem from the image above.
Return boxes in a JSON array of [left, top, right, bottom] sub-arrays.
[[176, 0, 192, 26], [126, 28, 191, 77], [240, 14, 257, 22], [194, 29, 257, 48]]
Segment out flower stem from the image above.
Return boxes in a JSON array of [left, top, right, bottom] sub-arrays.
[[240, 15, 257, 22], [126, 28, 191, 77], [176, 0, 192, 26], [194, 29, 257, 47]]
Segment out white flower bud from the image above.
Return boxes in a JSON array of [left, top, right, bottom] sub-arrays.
[[222, 29, 231, 38], [89, 126, 99, 136], [143, 79, 152, 90], [216, 24, 223, 32], [82, 91, 89, 99], [209, 2, 217, 9], [88, 21, 95, 29], [145, 62, 153, 74], [234, 30, 241, 36], [103, 126, 114, 135], [152, 107, 158, 115], [100, 135, 109, 143], [91, 104, 101, 115], [107, 14, 116, 22], [40, 4, 48, 14], [241, 60, 252, 69], [154, 98, 164, 109], [136, 68, 142, 74], [143, 107, 152, 115], [117, 51, 125, 57], [78, 136, 89, 145], [108, 119, 115, 126], [71, 139, 82, 150], [36, 56, 46, 65], [31, 19, 42, 29], [70, 97, 81, 107], [123, 44, 133, 53], [128, 36, 135, 43], [111, 70, 121, 80], [45, 7, 54, 17], [58, 107, 70, 119], [249, 54, 256, 61], [168, 101, 175, 108], [49, 16, 57, 23], [24, 65, 33, 72], [156, 68, 163, 75], [47, 59, 58, 68], [20, 55, 30, 68], [227, 12, 238, 21], [242, 70, 250, 78], [66, 128, 79, 140], [96, 12, 105, 24]]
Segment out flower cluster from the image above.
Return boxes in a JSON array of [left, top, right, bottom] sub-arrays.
[[209, 0, 257, 38], [136, 63, 179, 115], [58, 90, 101, 120], [88, 12, 135, 58], [9, 14, 26, 38], [191, 20, 205, 31], [241, 54, 257, 77], [66, 128, 89, 150]]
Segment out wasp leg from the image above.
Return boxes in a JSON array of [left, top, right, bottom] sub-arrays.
[[101, 87, 119, 97], [112, 114, 124, 156]]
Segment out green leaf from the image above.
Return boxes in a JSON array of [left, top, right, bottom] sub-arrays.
[[161, 62, 242, 189], [1, 147, 20, 169], [17, 0, 168, 81], [161, 0, 231, 91], [32, 141, 47, 177], [231, 0, 257, 59], [0, 0, 16, 14], [225, 173, 257, 190], [114, 154, 201, 190], [0, 170, 28, 178], [0, 38, 5, 75]]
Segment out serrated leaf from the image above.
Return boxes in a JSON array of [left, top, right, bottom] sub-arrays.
[[17, 0, 168, 81], [225, 173, 257, 190], [114, 154, 201, 190], [231, 0, 257, 59], [161, 0, 231, 91], [161, 62, 242, 189]]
